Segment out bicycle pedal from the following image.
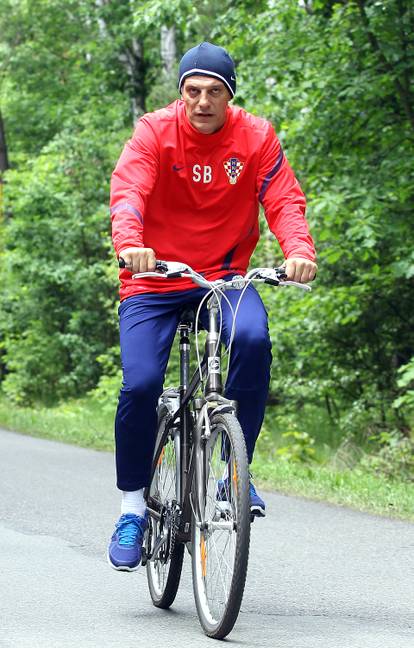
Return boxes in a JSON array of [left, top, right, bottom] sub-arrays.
[[141, 547, 148, 566]]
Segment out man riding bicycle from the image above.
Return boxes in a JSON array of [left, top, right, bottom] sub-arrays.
[[108, 42, 317, 571]]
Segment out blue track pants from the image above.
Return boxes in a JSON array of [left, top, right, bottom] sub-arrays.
[[115, 284, 272, 491]]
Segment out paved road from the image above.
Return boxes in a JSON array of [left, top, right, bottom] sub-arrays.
[[0, 427, 413, 648]]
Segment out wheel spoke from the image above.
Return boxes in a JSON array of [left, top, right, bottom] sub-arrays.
[[147, 413, 184, 607], [192, 414, 250, 637]]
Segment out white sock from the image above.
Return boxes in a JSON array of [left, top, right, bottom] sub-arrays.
[[121, 489, 146, 517]]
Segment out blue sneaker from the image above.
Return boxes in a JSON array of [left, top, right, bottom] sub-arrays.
[[249, 481, 266, 518], [108, 512, 148, 571], [216, 477, 266, 518]]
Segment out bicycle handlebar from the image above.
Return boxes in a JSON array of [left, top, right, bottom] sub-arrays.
[[118, 258, 311, 292]]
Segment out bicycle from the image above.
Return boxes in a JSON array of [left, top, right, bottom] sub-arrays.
[[119, 258, 310, 639]]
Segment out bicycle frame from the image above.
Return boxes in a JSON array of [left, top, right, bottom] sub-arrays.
[[145, 290, 236, 550]]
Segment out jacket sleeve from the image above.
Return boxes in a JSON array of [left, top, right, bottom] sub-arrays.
[[257, 123, 316, 261], [110, 116, 159, 256]]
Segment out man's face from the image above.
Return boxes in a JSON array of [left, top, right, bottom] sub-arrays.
[[182, 76, 231, 134]]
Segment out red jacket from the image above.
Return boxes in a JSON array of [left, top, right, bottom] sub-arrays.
[[111, 100, 315, 300]]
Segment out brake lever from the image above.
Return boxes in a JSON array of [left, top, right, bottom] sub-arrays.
[[156, 260, 169, 273], [274, 267, 288, 280], [255, 268, 286, 283]]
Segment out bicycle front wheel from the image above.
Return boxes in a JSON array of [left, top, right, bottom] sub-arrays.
[[146, 405, 184, 608], [192, 412, 251, 639]]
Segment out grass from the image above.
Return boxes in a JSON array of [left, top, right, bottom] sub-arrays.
[[0, 395, 114, 451], [0, 394, 413, 522], [251, 453, 414, 520]]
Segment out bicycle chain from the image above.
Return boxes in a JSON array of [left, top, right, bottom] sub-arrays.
[[157, 501, 180, 563], [167, 501, 181, 558]]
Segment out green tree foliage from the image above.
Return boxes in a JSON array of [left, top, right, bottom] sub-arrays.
[[0, 0, 413, 459], [0, 114, 123, 403], [226, 0, 414, 437], [0, 0, 133, 402]]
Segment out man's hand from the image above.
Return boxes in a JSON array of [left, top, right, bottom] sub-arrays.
[[283, 257, 317, 283], [118, 247, 156, 274]]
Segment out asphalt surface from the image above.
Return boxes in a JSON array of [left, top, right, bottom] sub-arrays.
[[0, 427, 413, 648]]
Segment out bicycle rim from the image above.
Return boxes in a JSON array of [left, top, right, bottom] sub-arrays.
[[192, 412, 250, 638], [146, 407, 184, 608]]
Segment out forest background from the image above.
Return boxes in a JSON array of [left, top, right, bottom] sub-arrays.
[[0, 0, 413, 517]]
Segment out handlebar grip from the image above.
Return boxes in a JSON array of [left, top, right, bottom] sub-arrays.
[[118, 257, 126, 268]]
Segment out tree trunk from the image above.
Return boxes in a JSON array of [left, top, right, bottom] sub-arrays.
[[0, 109, 9, 221], [0, 109, 9, 174], [356, 0, 414, 132], [160, 25, 176, 79], [121, 38, 146, 122], [95, 0, 146, 122]]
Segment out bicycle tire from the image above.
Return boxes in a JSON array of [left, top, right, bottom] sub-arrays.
[[146, 405, 184, 609], [191, 412, 250, 639]]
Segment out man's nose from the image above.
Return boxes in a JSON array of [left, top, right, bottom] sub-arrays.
[[198, 90, 210, 109]]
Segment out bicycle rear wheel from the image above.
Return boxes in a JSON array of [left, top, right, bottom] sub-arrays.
[[192, 412, 250, 639], [146, 405, 184, 608]]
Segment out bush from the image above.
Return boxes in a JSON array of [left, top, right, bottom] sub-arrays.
[[0, 116, 123, 403], [361, 431, 414, 483]]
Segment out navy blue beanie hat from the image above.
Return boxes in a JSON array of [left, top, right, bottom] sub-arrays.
[[178, 42, 236, 97]]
